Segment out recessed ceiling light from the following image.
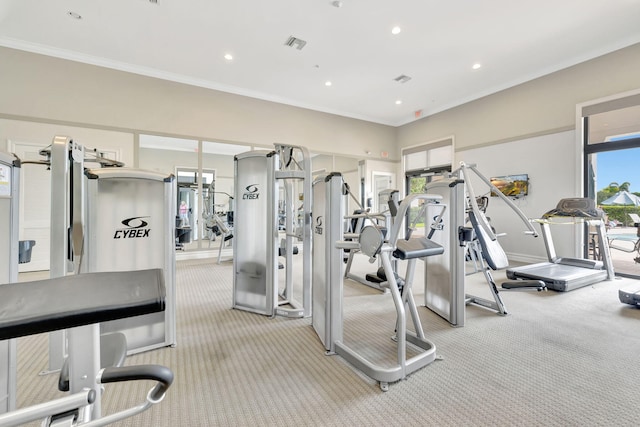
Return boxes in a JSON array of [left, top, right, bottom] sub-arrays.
[[224, 54, 233, 61], [472, 63, 482, 70], [391, 26, 402, 35], [395, 100, 402, 105], [325, 81, 332, 87], [67, 11, 82, 20]]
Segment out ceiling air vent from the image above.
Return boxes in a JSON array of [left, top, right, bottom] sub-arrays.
[[394, 75, 412, 83], [284, 36, 307, 50]]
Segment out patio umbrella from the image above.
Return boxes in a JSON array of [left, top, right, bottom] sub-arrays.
[[601, 190, 640, 206], [601, 190, 640, 226]]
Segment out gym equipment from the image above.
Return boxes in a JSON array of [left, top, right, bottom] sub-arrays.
[[506, 198, 614, 292], [0, 151, 19, 414], [233, 144, 311, 318], [209, 212, 234, 264], [619, 286, 640, 306], [84, 167, 177, 354], [203, 187, 234, 263], [20, 137, 126, 372], [312, 172, 442, 391], [342, 189, 400, 292], [423, 177, 467, 325], [24, 136, 176, 371], [424, 163, 543, 326], [0, 269, 173, 426]]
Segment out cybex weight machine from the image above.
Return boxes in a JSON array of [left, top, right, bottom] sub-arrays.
[[424, 162, 543, 326], [21, 136, 176, 375], [312, 172, 443, 391], [232, 144, 312, 318]]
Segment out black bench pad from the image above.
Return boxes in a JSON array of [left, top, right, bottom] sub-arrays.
[[0, 269, 165, 340], [393, 237, 444, 260]]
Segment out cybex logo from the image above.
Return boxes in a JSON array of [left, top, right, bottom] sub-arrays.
[[314, 215, 323, 235], [243, 184, 260, 200], [113, 216, 151, 239]]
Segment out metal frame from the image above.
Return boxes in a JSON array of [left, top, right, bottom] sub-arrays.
[[342, 188, 400, 293], [0, 151, 19, 413], [232, 150, 278, 316], [0, 270, 173, 426], [342, 211, 390, 292], [84, 168, 177, 354], [47, 136, 79, 373], [313, 173, 440, 391], [274, 144, 312, 318], [424, 177, 467, 326], [232, 144, 312, 318], [312, 173, 345, 351], [424, 162, 543, 326], [45, 136, 176, 369]]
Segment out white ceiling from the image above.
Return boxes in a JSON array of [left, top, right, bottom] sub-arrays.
[[1, 0, 639, 127]]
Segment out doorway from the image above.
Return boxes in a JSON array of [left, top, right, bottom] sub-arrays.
[[404, 166, 451, 237], [583, 100, 640, 278], [176, 168, 217, 250]]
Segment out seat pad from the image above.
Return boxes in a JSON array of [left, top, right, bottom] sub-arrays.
[[0, 269, 165, 340]]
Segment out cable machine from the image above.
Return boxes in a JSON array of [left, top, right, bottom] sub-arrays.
[[2, 139, 176, 423], [313, 172, 443, 391], [233, 144, 312, 318], [424, 162, 543, 326], [22, 136, 176, 371]]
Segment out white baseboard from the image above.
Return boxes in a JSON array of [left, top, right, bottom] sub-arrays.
[[506, 252, 547, 265], [176, 249, 218, 261]]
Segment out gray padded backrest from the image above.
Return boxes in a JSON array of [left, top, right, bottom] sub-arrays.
[[0, 269, 165, 340], [468, 210, 509, 270]]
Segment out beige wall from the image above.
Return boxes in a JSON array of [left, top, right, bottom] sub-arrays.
[[0, 47, 395, 160], [4, 43, 639, 164], [398, 43, 640, 153], [0, 119, 134, 165], [3, 43, 640, 262]]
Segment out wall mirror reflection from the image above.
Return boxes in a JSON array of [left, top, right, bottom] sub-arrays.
[[139, 135, 249, 256]]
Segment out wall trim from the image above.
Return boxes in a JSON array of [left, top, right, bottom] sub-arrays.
[[455, 126, 574, 153]]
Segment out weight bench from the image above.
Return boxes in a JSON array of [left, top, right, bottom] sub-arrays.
[[0, 269, 173, 427]]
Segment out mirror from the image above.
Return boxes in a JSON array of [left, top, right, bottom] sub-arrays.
[[139, 138, 370, 257], [139, 135, 251, 254]]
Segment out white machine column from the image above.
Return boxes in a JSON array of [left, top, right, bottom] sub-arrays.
[[232, 150, 278, 316], [0, 152, 19, 413], [83, 168, 176, 353], [424, 178, 466, 326], [312, 173, 344, 352]]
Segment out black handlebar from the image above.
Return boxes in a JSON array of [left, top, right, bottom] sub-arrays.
[[100, 364, 174, 401]]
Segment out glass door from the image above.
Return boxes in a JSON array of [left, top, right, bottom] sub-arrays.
[[404, 166, 450, 237], [584, 103, 640, 278]]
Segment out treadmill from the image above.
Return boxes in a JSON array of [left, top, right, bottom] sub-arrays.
[[619, 286, 640, 306], [506, 198, 614, 292]]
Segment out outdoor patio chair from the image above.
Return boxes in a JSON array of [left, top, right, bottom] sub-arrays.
[[607, 213, 640, 263]]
